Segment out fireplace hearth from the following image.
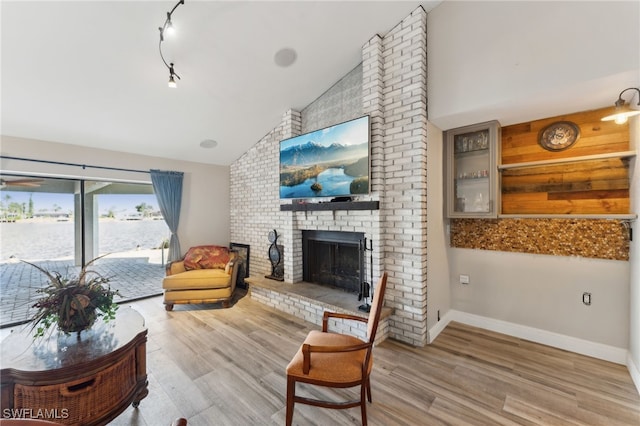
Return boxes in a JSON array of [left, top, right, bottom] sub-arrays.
[[302, 230, 365, 293]]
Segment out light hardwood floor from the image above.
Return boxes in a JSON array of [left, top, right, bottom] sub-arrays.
[[108, 292, 639, 426]]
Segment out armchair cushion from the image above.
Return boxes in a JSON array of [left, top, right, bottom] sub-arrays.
[[183, 245, 231, 270], [163, 268, 232, 290]]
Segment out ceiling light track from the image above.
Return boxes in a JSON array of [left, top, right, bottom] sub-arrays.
[[158, 0, 185, 88]]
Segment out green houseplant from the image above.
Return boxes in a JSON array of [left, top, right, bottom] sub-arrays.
[[25, 254, 120, 338]]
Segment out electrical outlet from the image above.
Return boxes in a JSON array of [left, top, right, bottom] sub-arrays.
[[582, 292, 592, 306], [459, 274, 470, 285]]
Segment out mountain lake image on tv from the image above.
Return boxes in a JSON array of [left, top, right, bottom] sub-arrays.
[[280, 115, 370, 199]]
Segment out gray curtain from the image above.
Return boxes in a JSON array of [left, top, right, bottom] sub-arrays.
[[150, 169, 184, 262]]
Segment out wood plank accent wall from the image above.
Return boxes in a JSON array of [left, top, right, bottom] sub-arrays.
[[502, 158, 630, 214], [450, 107, 633, 260], [501, 107, 630, 214]]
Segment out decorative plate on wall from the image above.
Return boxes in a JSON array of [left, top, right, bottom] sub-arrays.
[[538, 121, 580, 151]]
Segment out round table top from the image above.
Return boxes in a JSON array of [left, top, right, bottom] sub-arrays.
[[0, 306, 146, 372]]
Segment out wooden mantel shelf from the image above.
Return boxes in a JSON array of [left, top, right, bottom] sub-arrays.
[[280, 200, 379, 212]]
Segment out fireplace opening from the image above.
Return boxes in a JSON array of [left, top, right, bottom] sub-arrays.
[[302, 230, 364, 293]]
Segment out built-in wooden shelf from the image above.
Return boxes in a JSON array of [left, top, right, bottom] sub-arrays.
[[280, 200, 379, 212], [498, 213, 637, 220], [498, 150, 636, 170]]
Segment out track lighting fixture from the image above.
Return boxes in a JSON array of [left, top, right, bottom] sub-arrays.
[[158, 0, 184, 88], [168, 63, 178, 89], [601, 87, 640, 125]]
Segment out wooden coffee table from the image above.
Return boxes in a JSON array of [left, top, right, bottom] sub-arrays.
[[1, 307, 148, 425]]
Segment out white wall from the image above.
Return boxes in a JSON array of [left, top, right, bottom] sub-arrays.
[[427, 1, 640, 131], [628, 118, 640, 388], [449, 249, 630, 349], [0, 136, 230, 253], [426, 121, 450, 338], [426, 0, 639, 367]]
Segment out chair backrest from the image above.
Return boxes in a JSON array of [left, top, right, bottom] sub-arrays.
[[366, 272, 388, 343]]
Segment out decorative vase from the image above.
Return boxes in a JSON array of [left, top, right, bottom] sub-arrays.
[[57, 302, 98, 335], [25, 254, 120, 339], [57, 316, 96, 334]]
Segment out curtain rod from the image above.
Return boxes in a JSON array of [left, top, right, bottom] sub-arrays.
[[0, 155, 150, 174]]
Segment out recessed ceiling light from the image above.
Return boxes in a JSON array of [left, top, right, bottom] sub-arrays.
[[200, 139, 218, 149], [274, 48, 297, 67]]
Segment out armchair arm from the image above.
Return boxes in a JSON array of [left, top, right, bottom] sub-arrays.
[[226, 251, 239, 293], [166, 260, 186, 276], [322, 311, 368, 332], [302, 341, 371, 374]]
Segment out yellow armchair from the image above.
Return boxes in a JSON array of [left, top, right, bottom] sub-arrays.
[[162, 245, 239, 311]]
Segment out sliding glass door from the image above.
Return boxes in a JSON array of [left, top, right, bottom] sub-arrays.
[[0, 175, 169, 265], [85, 180, 169, 264], [0, 176, 75, 262]]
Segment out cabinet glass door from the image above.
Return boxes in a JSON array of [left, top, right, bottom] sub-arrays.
[[445, 121, 500, 218]]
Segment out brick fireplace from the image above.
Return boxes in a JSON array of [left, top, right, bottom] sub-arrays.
[[230, 7, 428, 347], [302, 230, 365, 293]]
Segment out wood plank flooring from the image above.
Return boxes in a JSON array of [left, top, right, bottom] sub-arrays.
[[107, 292, 639, 425]]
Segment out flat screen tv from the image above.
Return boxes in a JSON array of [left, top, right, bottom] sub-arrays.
[[279, 115, 370, 199]]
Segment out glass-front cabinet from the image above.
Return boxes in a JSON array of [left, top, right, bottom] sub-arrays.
[[444, 120, 500, 218]]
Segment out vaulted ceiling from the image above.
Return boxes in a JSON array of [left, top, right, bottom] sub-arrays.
[[2, 1, 441, 166]]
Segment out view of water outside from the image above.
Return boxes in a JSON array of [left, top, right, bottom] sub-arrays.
[[1, 220, 170, 261], [0, 192, 169, 262]]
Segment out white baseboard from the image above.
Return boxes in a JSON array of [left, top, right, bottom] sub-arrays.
[[427, 309, 453, 343], [627, 353, 640, 395], [428, 309, 627, 365]]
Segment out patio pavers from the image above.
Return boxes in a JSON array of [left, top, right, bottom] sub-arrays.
[[0, 256, 166, 328]]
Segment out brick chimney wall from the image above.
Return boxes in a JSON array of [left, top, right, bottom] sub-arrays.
[[230, 6, 428, 346]]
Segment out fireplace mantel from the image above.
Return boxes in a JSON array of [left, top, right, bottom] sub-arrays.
[[280, 201, 379, 212]]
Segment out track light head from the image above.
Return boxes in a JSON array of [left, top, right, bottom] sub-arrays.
[[168, 63, 180, 88], [165, 12, 175, 36]]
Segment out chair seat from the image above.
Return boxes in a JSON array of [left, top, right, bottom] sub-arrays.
[[286, 330, 372, 384]]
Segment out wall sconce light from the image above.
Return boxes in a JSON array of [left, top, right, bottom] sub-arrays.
[[601, 87, 640, 124], [158, 0, 185, 88]]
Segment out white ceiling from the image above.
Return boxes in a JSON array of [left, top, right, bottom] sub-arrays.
[[1, 0, 442, 166]]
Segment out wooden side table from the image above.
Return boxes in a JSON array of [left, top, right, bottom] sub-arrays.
[[1, 307, 148, 425]]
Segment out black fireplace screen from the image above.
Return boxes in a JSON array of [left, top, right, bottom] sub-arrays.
[[302, 231, 364, 293]]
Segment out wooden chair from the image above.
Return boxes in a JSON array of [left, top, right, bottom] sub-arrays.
[[285, 272, 388, 426]]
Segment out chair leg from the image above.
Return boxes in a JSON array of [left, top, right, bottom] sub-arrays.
[[286, 375, 295, 426], [366, 376, 372, 403], [360, 382, 368, 426]]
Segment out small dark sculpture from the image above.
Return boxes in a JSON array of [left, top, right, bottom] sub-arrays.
[[265, 229, 284, 281]]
